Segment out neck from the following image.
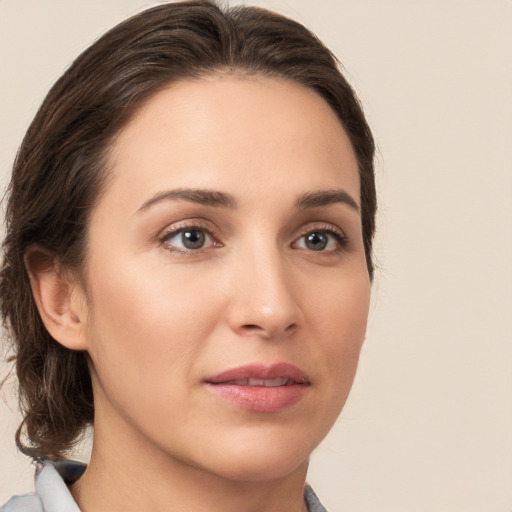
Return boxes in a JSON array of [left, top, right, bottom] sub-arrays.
[[71, 417, 309, 512]]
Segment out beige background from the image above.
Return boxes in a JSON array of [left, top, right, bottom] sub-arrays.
[[1, 1, 511, 510]]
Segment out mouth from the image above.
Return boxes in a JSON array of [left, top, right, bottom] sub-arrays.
[[204, 363, 310, 413], [218, 377, 300, 387]]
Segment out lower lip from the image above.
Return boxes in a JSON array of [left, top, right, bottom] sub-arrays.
[[205, 383, 308, 413]]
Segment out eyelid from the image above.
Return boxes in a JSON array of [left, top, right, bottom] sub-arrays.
[[292, 222, 350, 251], [158, 219, 222, 253], [295, 221, 346, 237], [156, 219, 349, 255]]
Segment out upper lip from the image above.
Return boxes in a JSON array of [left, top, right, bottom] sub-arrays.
[[205, 363, 310, 385]]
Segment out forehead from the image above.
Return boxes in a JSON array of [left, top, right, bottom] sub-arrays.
[[102, 75, 360, 213]]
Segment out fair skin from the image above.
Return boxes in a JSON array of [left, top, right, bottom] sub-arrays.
[[29, 75, 370, 512]]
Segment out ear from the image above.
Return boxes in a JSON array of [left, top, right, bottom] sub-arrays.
[[24, 246, 88, 351]]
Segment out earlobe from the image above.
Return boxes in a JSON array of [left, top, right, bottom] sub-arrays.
[[24, 246, 88, 351]]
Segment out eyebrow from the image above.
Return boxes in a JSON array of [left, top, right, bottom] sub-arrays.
[[295, 189, 360, 213], [137, 188, 238, 212], [137, 187, 359, 214]]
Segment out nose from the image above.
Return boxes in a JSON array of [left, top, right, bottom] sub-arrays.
[[225, 246, 304, 339]]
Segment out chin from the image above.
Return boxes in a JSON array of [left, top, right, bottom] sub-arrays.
[[209, 451, 310, 483], [187, 427, 318, 482]]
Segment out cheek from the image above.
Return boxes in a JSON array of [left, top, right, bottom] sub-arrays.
[[308, 270, 370, 391], [82, 255, 223, 394], [310, 266, 370, 339]]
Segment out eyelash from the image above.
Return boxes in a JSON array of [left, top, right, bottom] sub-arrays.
[[293, 224, 350, 255], [159, 221, 220, 255], [159, 222, 349, 255]]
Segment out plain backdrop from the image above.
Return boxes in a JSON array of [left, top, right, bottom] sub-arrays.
[[1, 1, 511, 511]]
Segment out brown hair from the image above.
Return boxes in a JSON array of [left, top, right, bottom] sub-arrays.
[[0, 0, 376, 460]]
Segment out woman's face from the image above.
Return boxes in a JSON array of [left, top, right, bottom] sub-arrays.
[[77, 75, 371, 481]]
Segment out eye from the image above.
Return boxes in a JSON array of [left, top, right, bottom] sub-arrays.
[[161, 226, 217, 252], [294, 229, 348, 252]]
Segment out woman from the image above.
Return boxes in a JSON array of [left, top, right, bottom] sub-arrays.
[[0, 1, 376, 511]]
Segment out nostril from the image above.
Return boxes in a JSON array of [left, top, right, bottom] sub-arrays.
[[239, 322, 298, 337], [242, 324, 260, 331], [285, 323, 297, 333]]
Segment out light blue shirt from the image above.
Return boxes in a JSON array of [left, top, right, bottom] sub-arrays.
[[1, 460, 327, 512]]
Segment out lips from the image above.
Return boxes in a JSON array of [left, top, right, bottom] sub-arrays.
[[222, 377, 294, 387], [206, 363, 309, 384], [204, 363, 310, 412]]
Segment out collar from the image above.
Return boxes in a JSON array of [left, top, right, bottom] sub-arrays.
[[29, 459, 327, 512]]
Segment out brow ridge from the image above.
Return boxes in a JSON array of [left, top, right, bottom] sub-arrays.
[[138, 188, 238, 212], [138, 187, 359, 214], [295, 189, 360, 212]]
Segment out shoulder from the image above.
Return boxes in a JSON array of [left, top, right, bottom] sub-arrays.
[[1, 493, 43, 512], [1, 460, 85, 512], [304, 484, 328, 512]]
